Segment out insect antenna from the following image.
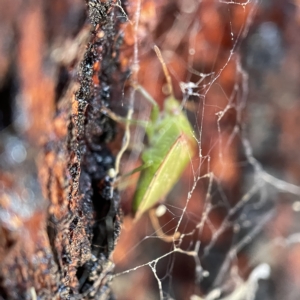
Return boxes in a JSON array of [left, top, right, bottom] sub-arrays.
[[153, 45, 174, 98]]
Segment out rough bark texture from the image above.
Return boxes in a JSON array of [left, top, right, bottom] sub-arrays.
[[0, 0, 128, 299]]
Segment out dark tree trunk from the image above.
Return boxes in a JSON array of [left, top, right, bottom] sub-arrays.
[[0, 1, 127, 299]]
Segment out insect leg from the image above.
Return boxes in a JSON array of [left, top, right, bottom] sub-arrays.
[[133, 84, 160, 124], [149, 208, 181, 243], [100, 106, 148, 127]]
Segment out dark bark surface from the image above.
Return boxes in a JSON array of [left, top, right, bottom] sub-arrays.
[[0, 1, 128, 299]]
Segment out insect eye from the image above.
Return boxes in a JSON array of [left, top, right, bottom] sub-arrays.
[[158, 128, 165, 135], [172, 108, 180, 115]]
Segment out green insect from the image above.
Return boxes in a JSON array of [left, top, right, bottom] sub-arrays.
[[131, 46, 197, 222]]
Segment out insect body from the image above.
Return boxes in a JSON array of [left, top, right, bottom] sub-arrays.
[[132, 49, 197, 220]]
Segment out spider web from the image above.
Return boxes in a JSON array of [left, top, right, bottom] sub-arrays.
[[111, 0, 300, 299]]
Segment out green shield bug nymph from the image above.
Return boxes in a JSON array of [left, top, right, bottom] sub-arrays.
[[132, 46, 197, 223]]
